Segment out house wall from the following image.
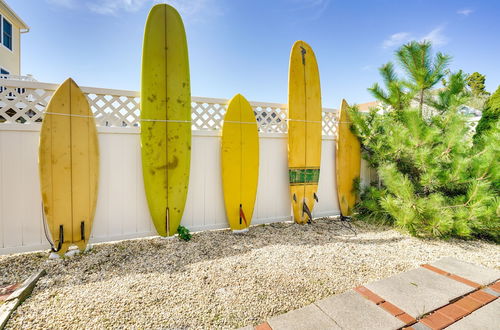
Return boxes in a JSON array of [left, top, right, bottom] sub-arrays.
[[0, 5, 22, 75]]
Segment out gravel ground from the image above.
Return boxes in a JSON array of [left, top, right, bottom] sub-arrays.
[[1, 218, 499, 329]]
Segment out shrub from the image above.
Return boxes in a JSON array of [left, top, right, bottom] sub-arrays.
[[473, 85, 500, 146], [177, 225, 192, 241], [350, 41, 499, 242]]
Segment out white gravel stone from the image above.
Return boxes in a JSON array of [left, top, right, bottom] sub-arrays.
[[0, 219, 498, 329]]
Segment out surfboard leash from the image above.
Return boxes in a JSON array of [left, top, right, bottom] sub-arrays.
[[338, 215, 357, 236], [40, 202, 63, 252]]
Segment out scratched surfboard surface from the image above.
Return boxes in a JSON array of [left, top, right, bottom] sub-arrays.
[[287, 40, 322, 224], [141, 4, 191, 236], [221, 94, 259, 231]]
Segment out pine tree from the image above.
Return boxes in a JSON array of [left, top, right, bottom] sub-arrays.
[[368, 63, 411, 111], [473, 85, 500, 146], [350, 42, 499, 242], [395, 41, 451, 116], [426, 70, 470, 114], [467, 72, 489, 97]]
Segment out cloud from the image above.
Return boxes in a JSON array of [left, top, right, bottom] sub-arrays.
[[289, 0, 331, 19], [86, 0, 151, 15], [164, 0, 220, 19], [382, 26, 448, 49], [420, 26, 448, 46], [47, 0, 219, 19], [382, 32, 412, 48], [46, 0, 79, 9], [457, 8, 473, 16]]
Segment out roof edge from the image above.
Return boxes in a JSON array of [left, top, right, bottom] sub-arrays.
[[0, 0, 29, 31]]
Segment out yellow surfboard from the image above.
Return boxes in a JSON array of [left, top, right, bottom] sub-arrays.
[[336, 99, 361, 216], [141, 4, 191, 237], [221, 94, 259, 232], [39, 78, 99, 255], [287, 41, 322, 224]]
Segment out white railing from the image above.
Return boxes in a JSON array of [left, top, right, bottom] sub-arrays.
[[0, 74, 37, 82], [0, 79, 339, 137]]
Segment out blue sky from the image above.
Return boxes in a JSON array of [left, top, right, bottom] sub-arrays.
[[9, 0, 500, 108]]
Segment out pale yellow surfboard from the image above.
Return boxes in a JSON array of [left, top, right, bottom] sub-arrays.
[[287, 41, 322, 224], [221, 94, 259, 232], [141, 4, 191, 236], [336, 99, 361, 216], [39, 78, 99, 255]]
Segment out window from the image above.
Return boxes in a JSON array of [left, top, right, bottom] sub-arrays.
[[3, 17, 12, 50]]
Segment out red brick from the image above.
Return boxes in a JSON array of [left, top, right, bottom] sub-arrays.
[[421, 264, 449, 276], [1, 284, 19, 291], [379, 301, 405, 316], [437, 303, 469, 321], [353, 286, 385, 304], [468, 290, 496, 305], [489, 281, 500, 293], [420, 312, 454, 330], [454, 296, 482, 313], [447, 274, 481, 289], [402, 327, 415, 330], [0, 283, 19, 294], [0, 283, 19, 301], [255, 322, 272, 330], [397, 313, 417, 325]]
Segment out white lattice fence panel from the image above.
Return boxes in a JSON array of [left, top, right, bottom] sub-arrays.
[[191, 99, 226, 130], [0, 80, 338, 134], [0, 86, 52, 124], [322, 110, 338, 138], [86, 93, 141, 127], [253, 104, 288, 133]]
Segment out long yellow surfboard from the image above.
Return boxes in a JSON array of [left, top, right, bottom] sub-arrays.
[[141, 4, 191, 237], [287, 41, 322, 224], [39, 78, 99, 255], [221, 94, 259, 232], [336, 99, 361, 216]]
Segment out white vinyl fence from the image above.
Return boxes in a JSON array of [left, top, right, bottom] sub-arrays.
[[0, 78, 370, 255]]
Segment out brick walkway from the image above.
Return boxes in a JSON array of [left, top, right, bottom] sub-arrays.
[[240, 258, 500, 330]]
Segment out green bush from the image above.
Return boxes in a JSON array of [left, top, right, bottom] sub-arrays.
[[473, 85, 500, 146], [177, 225, 192, 241], [350, 41, 499, 242]]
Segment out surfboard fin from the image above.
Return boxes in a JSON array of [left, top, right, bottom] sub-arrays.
[[81, 221, 85, 241], [52, 225, 63, 253], [302, 200, 312, 223], [239, 204, 248, 226], [166, 207, 170, 236], [313, 193, 319, 202], [41, 202, 63, 252]]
